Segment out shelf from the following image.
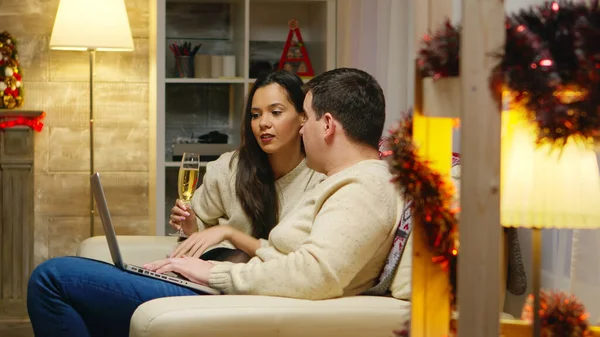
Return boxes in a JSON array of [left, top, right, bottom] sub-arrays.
[[165, 161, 209, 168], [247, 76, 313, 84], [166, 36, 231, 41], [155, 0, 336, 236], [166, 0, 243, 4], [166, 78, 246, 84]]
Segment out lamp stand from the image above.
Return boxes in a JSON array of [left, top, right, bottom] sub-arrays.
[[89, 49, 96, 237], [532, 227, 542, 337]]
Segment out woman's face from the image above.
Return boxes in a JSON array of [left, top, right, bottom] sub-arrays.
[[250, 83, 305, 155]]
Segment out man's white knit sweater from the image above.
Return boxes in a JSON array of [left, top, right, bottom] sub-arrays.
[[208, 159, 401, 300]]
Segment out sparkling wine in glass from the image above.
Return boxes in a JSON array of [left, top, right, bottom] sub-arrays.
[[171, 152, 200, 238]]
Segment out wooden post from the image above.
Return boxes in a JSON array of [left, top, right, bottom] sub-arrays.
[[457, 0, 505, 336], [410, 2, 454, 337]]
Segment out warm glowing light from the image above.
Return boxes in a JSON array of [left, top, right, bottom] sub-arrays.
[[539, 59, 553, 67], [501, 108, 600, 229], [553, 86, 588, 104], [50, 0, 134, 52], [551, 2, 559, 11]]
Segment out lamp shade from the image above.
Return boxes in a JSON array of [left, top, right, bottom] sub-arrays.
[[500, 109, 600, 229], [50, 0, 134, 51]]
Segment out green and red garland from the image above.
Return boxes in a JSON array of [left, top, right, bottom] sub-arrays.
[[0, 31, 24, 109], [417, 0, 600, 147]]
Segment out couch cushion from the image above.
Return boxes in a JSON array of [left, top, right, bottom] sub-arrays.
[[130, 295, 411, 337], [390, 233, 413, 300]]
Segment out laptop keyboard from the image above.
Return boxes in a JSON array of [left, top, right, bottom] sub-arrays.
[[130, 265, 181, 281]]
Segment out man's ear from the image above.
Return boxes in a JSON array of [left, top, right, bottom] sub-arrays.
[[323, 112, 336, 141]]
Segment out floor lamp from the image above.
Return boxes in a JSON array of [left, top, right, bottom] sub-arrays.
[[501, 107, 600, 336], [49, 0, 134, 237]]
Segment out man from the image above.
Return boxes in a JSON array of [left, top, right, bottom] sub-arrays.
[[27, 68, 401, 336]]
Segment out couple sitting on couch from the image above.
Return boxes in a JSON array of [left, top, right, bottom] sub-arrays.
[[27, 68, 404, 337]]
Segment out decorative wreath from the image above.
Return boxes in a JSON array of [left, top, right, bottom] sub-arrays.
[[384, 112, 459, 296], [417, 1, 600, 147], [521, 290, 592, 337], [0, 31, 24, 109]]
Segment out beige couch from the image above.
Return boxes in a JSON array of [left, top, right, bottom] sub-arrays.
[[77, 235, 413, 337]]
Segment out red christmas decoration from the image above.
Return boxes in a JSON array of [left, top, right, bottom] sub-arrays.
[[277, 19, 314, 77], [0, 111, 45, 132], [384, 112, 459, 298], [521, 290, 592, 337]]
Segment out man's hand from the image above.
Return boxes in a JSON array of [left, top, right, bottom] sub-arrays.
[[143, 256, 214, 285], [169, 199, 199, 236], [170, 225, 233, 258]]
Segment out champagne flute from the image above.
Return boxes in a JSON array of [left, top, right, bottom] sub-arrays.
[[171, 152, 200, 238]]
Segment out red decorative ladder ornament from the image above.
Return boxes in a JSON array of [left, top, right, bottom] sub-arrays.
[[277, 19, 314, 77]]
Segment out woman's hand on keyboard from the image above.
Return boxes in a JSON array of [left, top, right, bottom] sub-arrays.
[[143, 256, 214, 285]]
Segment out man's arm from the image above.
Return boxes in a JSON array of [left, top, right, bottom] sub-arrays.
[[208, 180, 397, 300]]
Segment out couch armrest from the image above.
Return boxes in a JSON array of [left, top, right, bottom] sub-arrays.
[[130, 295, 410, 337], [77, 236, 178, 266]]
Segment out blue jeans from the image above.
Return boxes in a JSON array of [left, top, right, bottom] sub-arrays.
[[27, 256, 200, 337]]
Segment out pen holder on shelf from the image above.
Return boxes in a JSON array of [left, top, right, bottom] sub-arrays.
[[175, 55, 194, 78]]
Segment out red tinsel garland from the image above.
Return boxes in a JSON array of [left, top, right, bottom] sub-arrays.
[[416, 1, 600, 147], [416, 19, 460, 79], [0, 112, 45, 132], [521, 290, 592, 337], [384, 113, 459, 283]]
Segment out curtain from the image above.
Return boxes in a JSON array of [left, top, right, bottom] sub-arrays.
[[571, 229, 600, 323], [336, 0, 412, 132]]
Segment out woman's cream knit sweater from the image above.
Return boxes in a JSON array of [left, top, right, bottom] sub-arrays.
[[190, 151, 325, 249]]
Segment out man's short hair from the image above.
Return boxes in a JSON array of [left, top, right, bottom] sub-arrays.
[[305, 68, 385, 149]]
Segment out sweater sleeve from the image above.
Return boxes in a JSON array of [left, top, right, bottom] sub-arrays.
[[190, 154, 230, 231], [208, 179, 395, 299]]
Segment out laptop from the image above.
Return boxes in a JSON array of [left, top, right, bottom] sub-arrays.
[[91, 172, 221, 295]]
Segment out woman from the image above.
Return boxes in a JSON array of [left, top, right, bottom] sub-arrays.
[[26, 71, 325, 337], [169, 70, 325, 261]]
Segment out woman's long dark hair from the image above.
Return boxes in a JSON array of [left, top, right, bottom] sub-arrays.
[[232, 71, 306, 239]]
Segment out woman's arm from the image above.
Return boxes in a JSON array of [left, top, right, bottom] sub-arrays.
[[170, 224, 262, 258], [226, 227, 262, 257]]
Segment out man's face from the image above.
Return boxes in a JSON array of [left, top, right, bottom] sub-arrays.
[[299, 91, 322, 172]]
